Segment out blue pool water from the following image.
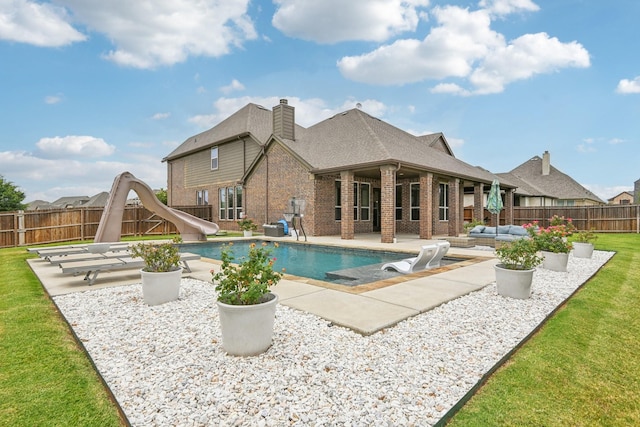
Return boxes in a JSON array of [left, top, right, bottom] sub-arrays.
[[180, 240, 412, 284]]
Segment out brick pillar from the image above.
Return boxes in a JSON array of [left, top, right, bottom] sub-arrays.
[[340, 171, 354, 239], [448, 178, 460, 237], [473, 182, 484, 223], [419, 173, 433, 239], [504, 188, 514, 225], [380, 165, 396, 243]]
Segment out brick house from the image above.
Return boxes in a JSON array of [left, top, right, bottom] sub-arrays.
[[163, 99, 509, 243]]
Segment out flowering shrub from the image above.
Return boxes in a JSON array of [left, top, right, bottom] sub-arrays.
[[212, 242, 283, 305], [524, 220, 573, 253], [549, 215, 576, 236], [131, 238, 182, 272], [495, 238, 543, 270]]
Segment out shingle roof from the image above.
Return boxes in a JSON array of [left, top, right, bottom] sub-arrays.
[[278, 108, 500, 184], [502, 155, 604, 203], [164, 103, 286, 161]]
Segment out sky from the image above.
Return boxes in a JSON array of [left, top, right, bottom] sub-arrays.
[[1, 0, 638, 204]]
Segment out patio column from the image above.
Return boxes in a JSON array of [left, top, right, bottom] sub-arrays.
[[448, 178, 460, 237], [380, 165, 396, 243], [419, 173, 433, 239], [504, 188, 514, 225], [473, 182, 484, 224], [340, 170, 355, 239]]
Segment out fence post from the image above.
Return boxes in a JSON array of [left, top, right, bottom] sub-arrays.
[[17, 210, 25, 246]]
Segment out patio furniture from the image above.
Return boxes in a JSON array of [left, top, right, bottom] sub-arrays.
[[381, 242, 449, 274], [58, 252, 201, 285]]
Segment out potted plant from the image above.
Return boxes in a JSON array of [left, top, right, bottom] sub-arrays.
[[494, 238, 543, 299], [131, 237, 183, 306], [237, 217, 257, 237], [572, 229, 597, 258], [212, 241, 283, 356], [525, 219, 573, 272]]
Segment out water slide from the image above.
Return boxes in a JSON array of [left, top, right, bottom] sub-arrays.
[[95, 171, 219, 242]]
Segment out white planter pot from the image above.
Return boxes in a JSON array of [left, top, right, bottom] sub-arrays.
[[573, 242, 594, 259], [494, 264, 535, 299], [217, 293, 278, 356], [243, 230, 253, 237], [541, 251, 569, 272], [140, 268, 182, 306]]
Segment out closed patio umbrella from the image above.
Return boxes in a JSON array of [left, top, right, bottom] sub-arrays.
[[487, 179, 503, 237]]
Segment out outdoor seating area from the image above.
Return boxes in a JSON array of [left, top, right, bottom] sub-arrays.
[[28, 242, 201, 286], [467, 224, 529, 247]]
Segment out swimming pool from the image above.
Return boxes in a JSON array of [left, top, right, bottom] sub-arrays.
[[181, 240, 463, 286]]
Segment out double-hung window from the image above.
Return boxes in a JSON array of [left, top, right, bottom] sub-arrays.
[[196, 190, 209, 205], [219, 185, 243, 220], [410, 183, 420, 221], [334, 180, 342, 221], [360, 183, 370, 221], [395, 184, 402, 220], [211, 147, 219, 170], [439, 183, 449, 221]]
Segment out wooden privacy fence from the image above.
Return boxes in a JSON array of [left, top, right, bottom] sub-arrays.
[[0, 205, 213, 248], [465, 205, 640, 233]]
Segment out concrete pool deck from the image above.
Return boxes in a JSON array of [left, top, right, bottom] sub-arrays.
[[28, 233, 498, 335]]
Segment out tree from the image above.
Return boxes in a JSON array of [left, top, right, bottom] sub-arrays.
[[0, 175, 27, 211], [155, 188, 168, 205]]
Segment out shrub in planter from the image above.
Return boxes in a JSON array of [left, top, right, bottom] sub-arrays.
[[131, 237, 183, 306], [494, 238, 542, 299], [212, 242, 284, 356]]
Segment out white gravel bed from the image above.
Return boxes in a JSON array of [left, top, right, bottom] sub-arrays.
[[54, 250, 613, 426]]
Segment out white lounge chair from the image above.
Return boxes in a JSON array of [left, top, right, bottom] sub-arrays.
[[381, 241, 451, 274], [58, 252, 200, 285]]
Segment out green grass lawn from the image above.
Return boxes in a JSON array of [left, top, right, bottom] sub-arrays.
[[0, 246, 125, 426], [2, 234, 638, 425], [447, 233, 640, 426]]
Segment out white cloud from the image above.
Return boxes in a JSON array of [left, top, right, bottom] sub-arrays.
[[338, 4, 589, 95], [608, 138, 625, 145], [272, 0, 429, 44], [576, 143, 596, 153], [36, 135, 115, 158], [616, 76, 640, 94], [189, 96, 389, 129], [44, 94, 63, 104], [0, 0, 86, 46], [478, 0, 539, 16], [54, 0, 257, 68], [152, 112, 171, 120], [220, 79, 245, 94]]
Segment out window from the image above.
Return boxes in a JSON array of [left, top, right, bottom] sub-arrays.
[[211, 147, 219, 170], [335, 180, 341, 220], [395, 184, 402, 220], [360, 183, 370, 221], [439, 183, 449, 221], [196, 190, 209, 205], [219, 188, 226, 220], [235, 186, 243, 219], [353, 182, 359, 221], [219, 185, 243, 220], [410, 183, 420, 221]]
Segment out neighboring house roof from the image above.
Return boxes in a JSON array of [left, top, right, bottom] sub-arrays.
[[275, 108, 502, 185], [607, 190, 634, 202], [27, 200, 53, 210], [83, 192, 110, 207], [50, 196, 90, 209], [501, 155, 604, 203]]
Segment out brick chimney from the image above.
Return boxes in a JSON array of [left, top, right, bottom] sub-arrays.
[[272, 99, 295, 140], [542, 151, 550, 176]]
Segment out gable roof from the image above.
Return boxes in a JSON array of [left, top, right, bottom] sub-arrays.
[[501, 155, 604, 203], [164, 103, 304, 161]]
